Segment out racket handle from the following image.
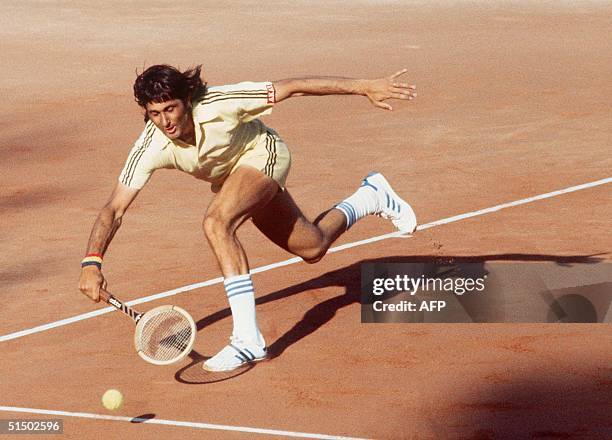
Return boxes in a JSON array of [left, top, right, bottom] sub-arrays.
[[99, 288, 141, 322], [99, 288, 112, 303], [100, 288, 123, 310]]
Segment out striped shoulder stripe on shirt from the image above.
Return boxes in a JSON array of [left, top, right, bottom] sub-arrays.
[[121, 122, 156, 187], [198, 89, 270, 106], [264, 131, 277, 179]]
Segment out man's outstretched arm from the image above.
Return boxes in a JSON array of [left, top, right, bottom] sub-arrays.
[[79, 182, 139, 302], [272, 69, 416, 110]]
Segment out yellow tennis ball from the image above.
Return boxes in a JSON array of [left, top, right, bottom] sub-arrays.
[[102, 389, 123, 411]]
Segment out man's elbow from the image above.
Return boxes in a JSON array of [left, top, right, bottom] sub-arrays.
[[101, 203, 125, 224], [273, 79, 303, 102]]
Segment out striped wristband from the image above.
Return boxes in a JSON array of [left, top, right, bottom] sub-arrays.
[[81, 253, 103, 270]]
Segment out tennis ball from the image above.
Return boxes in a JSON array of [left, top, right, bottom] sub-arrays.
[[102, 389, 124, 411]]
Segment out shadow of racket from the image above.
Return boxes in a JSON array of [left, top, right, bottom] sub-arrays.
[[174, 349, 255, 384]]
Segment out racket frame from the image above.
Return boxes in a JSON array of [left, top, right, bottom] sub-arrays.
[[99, 289, 196, 365], [134, 304, 197, 365]]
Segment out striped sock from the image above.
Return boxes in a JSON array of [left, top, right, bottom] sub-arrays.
[[224, 274, 261, 343], [335, 184, 378, 230]]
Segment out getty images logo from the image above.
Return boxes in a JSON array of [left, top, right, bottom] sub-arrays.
[[372, 274, 487, 296]]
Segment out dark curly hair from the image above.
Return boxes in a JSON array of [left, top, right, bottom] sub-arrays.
[[133, 64, 206, 116]]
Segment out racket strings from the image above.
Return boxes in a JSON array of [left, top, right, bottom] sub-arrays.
[[138, 310, 194, 362]]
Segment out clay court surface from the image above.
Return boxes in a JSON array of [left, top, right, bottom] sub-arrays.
[[1, 1, 611, 438]]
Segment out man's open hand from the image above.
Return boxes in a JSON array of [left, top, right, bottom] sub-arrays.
[[362, 69, 416, 111]]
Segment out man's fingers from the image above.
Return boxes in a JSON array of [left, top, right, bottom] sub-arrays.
[[392, 83, 416, 90], [390, 68, 409, 79], [390, 86, 416, 95], [80, 287, 100, 302], [391, 92, 414, 100], [88, 285, 100, 302], [375, 101, 393, 111]]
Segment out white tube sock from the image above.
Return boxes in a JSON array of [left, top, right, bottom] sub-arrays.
[[224, 274, 261, 344], [335, 184, 378, 230]]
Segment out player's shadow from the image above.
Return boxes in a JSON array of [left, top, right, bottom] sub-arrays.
[[192, 253, 605, 360]]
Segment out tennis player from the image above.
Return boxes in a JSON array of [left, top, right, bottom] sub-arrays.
[[79, 65, 417, 371]]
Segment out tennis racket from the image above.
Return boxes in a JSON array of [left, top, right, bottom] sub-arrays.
[[99, 289, 197, 365]]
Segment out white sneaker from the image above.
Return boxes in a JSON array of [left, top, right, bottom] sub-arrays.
[[362, 172, 417, 234], [203, 335, 268, 372]]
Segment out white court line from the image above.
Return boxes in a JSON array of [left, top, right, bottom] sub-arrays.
[[0, 406, 368, 439], [1, 176, 610, 344]]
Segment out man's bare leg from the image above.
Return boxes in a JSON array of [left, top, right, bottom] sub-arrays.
[[251, 171, 419, 262], [202, 166, 281, 371], [251, 190, 347, 264], [203, 167, 282, 274], [203, 167, 416, 371]]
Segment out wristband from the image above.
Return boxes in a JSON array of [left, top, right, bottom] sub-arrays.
[[81, 254, 103, 270]]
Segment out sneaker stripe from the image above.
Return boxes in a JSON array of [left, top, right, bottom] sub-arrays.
[[239, 351, 253, 361], [230, 345, 253, 362], [363, 172, 416, 233], [243, 348, 256, 359], [361, 179, 378, 191]]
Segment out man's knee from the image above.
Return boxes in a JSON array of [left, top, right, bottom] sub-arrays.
[[301, 247, 327, 264], [202, 211, 234, 241]]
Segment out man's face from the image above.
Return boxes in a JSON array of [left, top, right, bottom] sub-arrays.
[[145, 99, 193, 141]]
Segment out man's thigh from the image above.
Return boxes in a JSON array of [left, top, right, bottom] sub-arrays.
[[251, 188, 324, 254], [207, 165, 279, 227]]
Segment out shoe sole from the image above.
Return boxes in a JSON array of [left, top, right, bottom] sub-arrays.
[[366, 172, 417, 234], [202, 354, 268, 372]]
